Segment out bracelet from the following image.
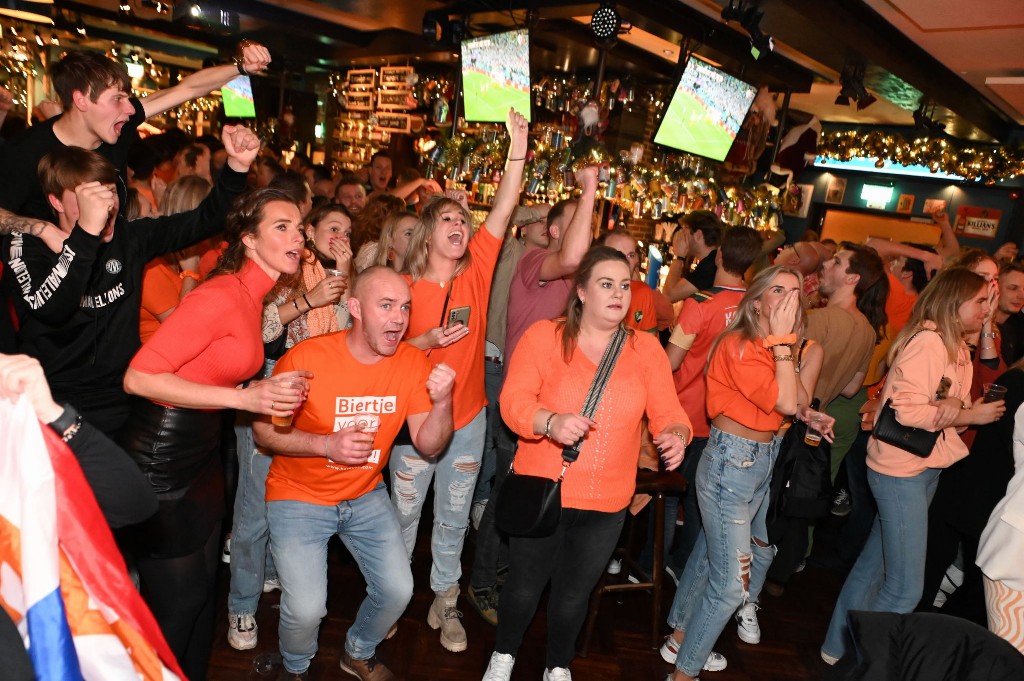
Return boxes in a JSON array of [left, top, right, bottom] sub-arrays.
[[178, 269, 199, 281], [47, 403, 82, 443], [302, 294, 313, 310], [543, 412, 556, 438], [323, 434, 331, 459], [508, 156, 526, 162], [762, 333, 797, 349], [233, 57, 247, 76], [293, 299, 300, 311], [672, 430, 687, 444], [773, 354, 795, 363], [981, 331, 998, 339]]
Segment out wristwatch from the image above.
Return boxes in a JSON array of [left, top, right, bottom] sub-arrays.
[[48, 403, 83, 443]]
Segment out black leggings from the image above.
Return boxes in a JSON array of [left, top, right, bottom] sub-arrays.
[[496, 507, 625, 669], [137, 522, 222, 681]]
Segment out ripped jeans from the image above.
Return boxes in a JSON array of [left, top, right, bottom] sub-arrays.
[[666, 426, 780, 677], [390, 408, 486, 592]]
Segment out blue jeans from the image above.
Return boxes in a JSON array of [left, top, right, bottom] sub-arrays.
[[227, 412, 277, 615], [390, 408, 486, 592], [667, 427, 780, 677], [268, 484, 413, 674], [821, 466, 940, 660], [474, 349, 505, 504]]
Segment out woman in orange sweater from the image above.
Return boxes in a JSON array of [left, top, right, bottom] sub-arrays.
[[482, 246, 691, 681], [121, 187, 311, 680], [663, 265, 804, 681], [820, 266, 1005, 664]]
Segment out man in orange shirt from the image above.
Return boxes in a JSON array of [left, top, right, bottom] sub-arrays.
[[254, 267, 455, 681]]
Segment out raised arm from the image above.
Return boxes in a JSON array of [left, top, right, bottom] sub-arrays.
[[407, 363, 456, 456], [140, 41, 271, 118], [537, 165, 597, 282], [865, 237, 943, 277], [483, 109, 529, 240], [931, 210, 961, 262]]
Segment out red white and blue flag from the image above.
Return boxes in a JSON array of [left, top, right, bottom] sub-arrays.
[[0, 395, 183, 680]]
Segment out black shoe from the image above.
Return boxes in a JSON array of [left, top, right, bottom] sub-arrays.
[[831, 488, 852, 517]]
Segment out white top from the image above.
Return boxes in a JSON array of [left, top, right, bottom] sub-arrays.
[[976, 402, 1024, 591]]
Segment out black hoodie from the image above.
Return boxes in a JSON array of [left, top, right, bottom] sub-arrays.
[[2, 165, 248, 434]]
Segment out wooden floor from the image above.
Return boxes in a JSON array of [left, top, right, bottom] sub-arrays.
[[207, 512, 847, 681]]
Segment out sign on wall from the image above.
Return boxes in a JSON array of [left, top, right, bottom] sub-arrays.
[[954, 206, 1002, 239]]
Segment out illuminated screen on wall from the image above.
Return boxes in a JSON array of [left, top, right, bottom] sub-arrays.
[[460, 29, 532, 122], [814, 156, 964, 181], [653, 56, 756, 162], [222, 75, 256, 118]]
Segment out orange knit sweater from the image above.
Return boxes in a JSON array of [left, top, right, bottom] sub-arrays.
[[500, 320, 691, 512]]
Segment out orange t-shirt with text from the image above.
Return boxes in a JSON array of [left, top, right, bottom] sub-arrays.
[[265, 330, 433, 505], [404, 227, 501, 429]]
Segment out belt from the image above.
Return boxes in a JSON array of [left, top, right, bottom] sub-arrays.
[[484, 356, 502, 365]]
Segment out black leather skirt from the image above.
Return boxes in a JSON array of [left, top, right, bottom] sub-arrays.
[[120, 399, 225, 559]]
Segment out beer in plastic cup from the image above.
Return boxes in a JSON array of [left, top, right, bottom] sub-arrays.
[[272, 412, 294, 428], [983, 383, 1008, 403], [804, 416, 823, 446]]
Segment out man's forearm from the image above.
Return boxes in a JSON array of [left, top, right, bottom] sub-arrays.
[[412, 402, 454, 456], [253, 419, 326, 457]]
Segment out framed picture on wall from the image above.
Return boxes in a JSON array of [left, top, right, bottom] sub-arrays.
[[923, 199, 947, 214], [380, 66, 414, 89], [896, 194, 915, 213], [825, 176, 847, 204], [377, 90, 415, 110], [347, 69, 376, 87], [345, 91, 373, 110], [783, 183, 814, 218], [376, 112, 411, 133]]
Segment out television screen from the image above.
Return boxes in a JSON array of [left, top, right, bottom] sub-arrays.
[[461, 29, 531, 122], [222, 75, 256, 118], [653, 57, 756, 162]]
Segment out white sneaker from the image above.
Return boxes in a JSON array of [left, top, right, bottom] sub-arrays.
[[263, 577, 281, 593], [735, 603, 760, 644], [659, 635, 725, 671], [543, 667, 572, 680], [482, 652, 515, 681], [606, 558, 622, 575], [227, 613, 257, 650], [221, 535, 231, 564]]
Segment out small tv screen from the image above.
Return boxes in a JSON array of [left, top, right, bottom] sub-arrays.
[[461, 29, 532, 122], [653, 57, 756, 162], [222, 75, 256, 118]]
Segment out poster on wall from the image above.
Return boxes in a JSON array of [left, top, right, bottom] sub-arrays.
[[783, 184, 814, 218], [923, 199, 947, 214], [954, 206, 1002, 239], [896, 194, 915, 214], [825, 176, 847, 204]]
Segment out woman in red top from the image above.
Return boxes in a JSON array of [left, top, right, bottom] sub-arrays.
[[663, 265, 804, 681], [121, 186, 311, 680], [389, 109, 529, 653], [481, 246, 690, 681]]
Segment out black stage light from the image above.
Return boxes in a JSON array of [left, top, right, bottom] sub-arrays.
[[591, 2, 621, 41]]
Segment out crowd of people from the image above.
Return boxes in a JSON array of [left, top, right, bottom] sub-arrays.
[[1, 41, 1023, 681]]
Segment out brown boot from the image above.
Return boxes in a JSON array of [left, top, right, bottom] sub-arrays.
[[339, 651, 396, 681], [427, 585, 467, 652]]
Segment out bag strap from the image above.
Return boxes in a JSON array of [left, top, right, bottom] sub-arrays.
[[436, 279, 454, 327], [561, 326, 629, 464]]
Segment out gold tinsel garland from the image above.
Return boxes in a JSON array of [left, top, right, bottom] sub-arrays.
[[817, 130, 1024, 184]]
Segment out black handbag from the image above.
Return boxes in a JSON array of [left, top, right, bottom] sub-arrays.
[[872, 398, 941, 457], [495, 327, 627, 537]]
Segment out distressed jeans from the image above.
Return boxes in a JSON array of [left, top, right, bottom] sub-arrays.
[[667, 427, 780, 677], [227, 412, 277, 616], [268, 484, 413, 674], [821, 466, 940, 661], [390, 408, 486, 592]]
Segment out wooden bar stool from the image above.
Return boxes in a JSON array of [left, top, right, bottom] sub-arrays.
[[579, 467, 687, 655]]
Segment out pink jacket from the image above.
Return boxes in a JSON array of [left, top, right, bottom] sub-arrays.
[[868, 325, 973, 477]]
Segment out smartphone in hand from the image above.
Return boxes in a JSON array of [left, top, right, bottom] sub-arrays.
[[446, 305, 470, 329]]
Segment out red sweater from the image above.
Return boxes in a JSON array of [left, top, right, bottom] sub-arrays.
[[130, 258, 273, 387]]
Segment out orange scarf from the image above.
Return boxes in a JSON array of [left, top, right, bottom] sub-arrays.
[[301, 251, 338, 338]]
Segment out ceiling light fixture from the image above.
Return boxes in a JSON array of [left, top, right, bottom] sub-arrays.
[[720, 0, 774, 60], [590, 1, 630, 43]]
